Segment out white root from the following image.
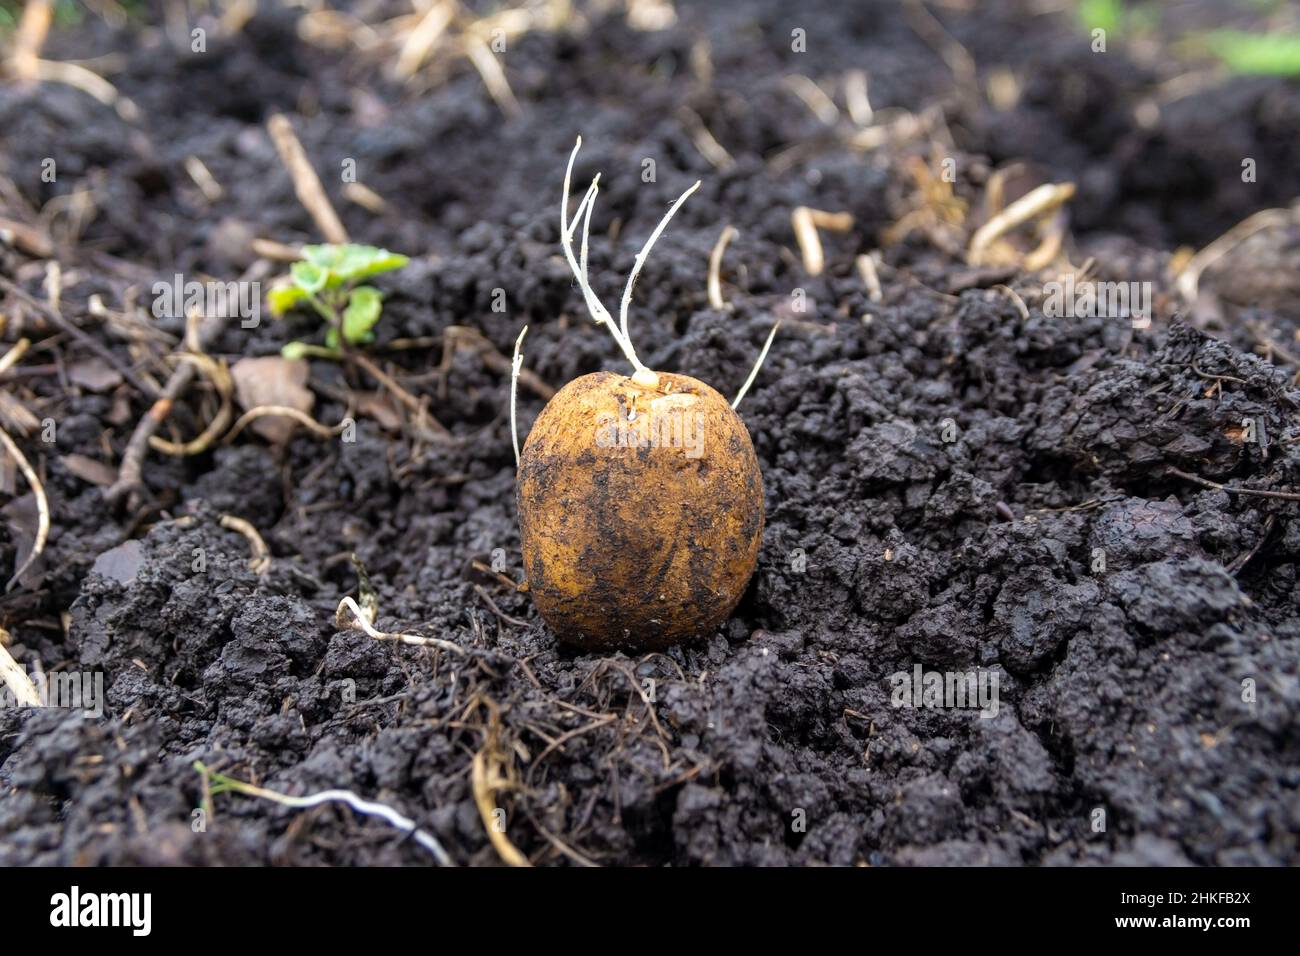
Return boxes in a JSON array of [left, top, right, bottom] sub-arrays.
[[560, 136, 700, 389], [783, 74, 839, 125], [195, 762, 455, 867], [576, 178, 598, 279], [732, 321, 781, 410], [845, 69, 874, 127], [336, 596, 467, 656], [511, 325, 527, 467]]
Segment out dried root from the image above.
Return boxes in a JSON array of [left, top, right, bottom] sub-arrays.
[[792, 206, 853, 276], [267, 113, 349, 245], [0, 626, 41, 707], [223, 406, 351, 444], [707, 225, 738, 310], [732, 321, 781, 410], [0, 424, 49, 590], [219, 515, 271, 575], [469, 698, 531, 867], [968, 182, 1075, 266]]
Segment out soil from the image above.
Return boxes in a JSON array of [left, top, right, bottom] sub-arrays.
[[1, 0, 1298, 866]]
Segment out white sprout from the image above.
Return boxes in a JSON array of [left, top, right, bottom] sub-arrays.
[[511, 325, 527, 467], [560, 136, 700, 388], [732, 320, 781, 410], [619, 178, 701, 352], [560, 140, 625, 354]]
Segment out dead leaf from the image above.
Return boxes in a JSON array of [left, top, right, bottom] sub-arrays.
[[353, 390, 403, 432], [91, 539, 145, 586], [67, 360, 124, 392], [61, 453, 118, 487], [106, 392, 132, 426], [230, 356, 314, 444], [2, 493, 43, 589], [0, 390, 40, 436]]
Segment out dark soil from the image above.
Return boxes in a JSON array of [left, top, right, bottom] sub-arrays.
[[1, 0, 1298, 866]]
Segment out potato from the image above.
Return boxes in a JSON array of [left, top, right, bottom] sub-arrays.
[[517, 370, 763, 650], [510, 138, 777, 650]]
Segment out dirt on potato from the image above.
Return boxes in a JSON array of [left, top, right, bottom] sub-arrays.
[[518, 370, 764, 651], [1, 0, 1298, 866]]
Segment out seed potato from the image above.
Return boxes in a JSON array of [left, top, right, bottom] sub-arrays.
[[509, 138, 779, 651]]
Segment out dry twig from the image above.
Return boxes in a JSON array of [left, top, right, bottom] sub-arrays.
[[0, 424, 49, 591], [0, 626, 41, 706], [707, 225, 738, 310], [105, 311, 224, 508], [0, 276, 156, 398], [267, 114, 349, 245], [1167, 467, 1300, 502], [968, 182, 1075, 266], [792, 206, 853, 276]]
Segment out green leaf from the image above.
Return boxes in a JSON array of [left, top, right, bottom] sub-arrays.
[[1076, 0, 1121, 35], [1206, 30, 1300, 76], [302, 244, 409, 284], [268, 284, 309, 316], [291, 261, 327, 294], [342, 286, 383, 344], [281, 341, 309, 360], [301, 244, 345, 270]]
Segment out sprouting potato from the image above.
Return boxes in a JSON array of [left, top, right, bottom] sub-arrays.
[[510, 138, 779, 651]]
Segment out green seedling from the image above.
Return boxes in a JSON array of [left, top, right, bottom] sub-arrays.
[[1204, 29, 1300, 76], [1076, 0, 1122, 36], [0, 1, 85, 30], [1074, 0, 1158, 39], [271, 243, 409, 360]]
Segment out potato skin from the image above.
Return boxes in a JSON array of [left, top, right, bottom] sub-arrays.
[[517, 370, 764, 650]]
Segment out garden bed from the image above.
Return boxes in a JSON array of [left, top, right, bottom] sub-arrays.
[[0, 0, 1297, 865]]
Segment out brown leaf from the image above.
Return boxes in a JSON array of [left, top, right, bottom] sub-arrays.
[[230, 356, 314, 444], [91, 539, 145, 586], [67, 359, 124, 392], [2, 493, 43, 589], [353, 390, 403, 432], [0, 391, 40, 436], [61, 453, 118, 487]]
